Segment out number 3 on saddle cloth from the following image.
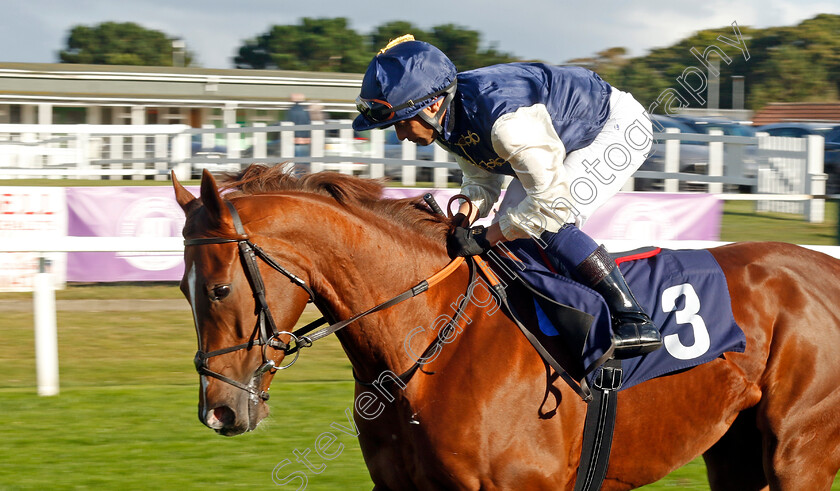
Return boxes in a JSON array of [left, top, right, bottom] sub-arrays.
[[493, 239, 747, 393]]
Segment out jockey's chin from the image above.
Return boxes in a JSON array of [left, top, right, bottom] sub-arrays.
[[394, 114, 439, 147]]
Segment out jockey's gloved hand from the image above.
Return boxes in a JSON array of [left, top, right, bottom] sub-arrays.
[[446, 225, 491, 258], [450, 212, 470, 228]]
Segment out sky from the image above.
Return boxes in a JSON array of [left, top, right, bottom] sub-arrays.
[[1, 0, 838, 69]]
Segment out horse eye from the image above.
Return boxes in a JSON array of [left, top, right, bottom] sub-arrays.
[[211, 285, 231, 300]]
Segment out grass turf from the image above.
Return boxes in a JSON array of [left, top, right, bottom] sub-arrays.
[[2, 200, 840, 489], [1, 308, 721, 490], [0, 385, 372, 490]]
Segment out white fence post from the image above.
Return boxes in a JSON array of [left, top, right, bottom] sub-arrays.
[[433, 145, 449, 188], [401, 140, 417, 186], [131, 106, 146, 181], [154, 134, 168, 181], [338, 125, 354, 174], [708, 129, 724, 194], [201, 124, 215, 150], [664, 128, 680, 193], [369, 129, 384, 179], [171, 131, 191, 181], [253, 122, 267, 159], [226, 124, 240, 160], [109, 135, 123, 181], [75, 130, 90, 180], [280, 122, 295, 160], [33, 257, 59, 396], [805, 134, 826, 223], [310, 121, 325, 174]]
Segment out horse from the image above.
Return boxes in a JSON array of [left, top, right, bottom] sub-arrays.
[[173, 165, 840, 490]]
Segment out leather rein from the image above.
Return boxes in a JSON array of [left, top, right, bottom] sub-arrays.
[[184, 200, 474, 401]]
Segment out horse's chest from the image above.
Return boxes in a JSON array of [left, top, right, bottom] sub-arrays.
[[357, 403, 478, 489]]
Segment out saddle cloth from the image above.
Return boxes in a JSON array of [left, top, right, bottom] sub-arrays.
[[496, 240, 746, 391]]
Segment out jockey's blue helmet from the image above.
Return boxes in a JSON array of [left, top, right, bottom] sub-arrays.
[[353, 35, 457, 133]]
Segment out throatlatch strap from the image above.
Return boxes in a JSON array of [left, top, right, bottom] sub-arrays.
[[574, 358, 622, 491]]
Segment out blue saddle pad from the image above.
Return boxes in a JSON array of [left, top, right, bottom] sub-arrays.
[[499, 241, 746, 391]]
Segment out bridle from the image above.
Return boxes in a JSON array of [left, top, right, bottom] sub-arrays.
[[184, 200, 474, 401]]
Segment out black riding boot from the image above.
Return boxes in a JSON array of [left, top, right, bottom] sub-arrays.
[[576, 245, 662, 359]]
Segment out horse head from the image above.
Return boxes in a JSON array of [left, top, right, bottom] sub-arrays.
[[173, 169, 311, 436]]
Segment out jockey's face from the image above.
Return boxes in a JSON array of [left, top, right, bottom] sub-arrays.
[[393, 98, 445, 146], [394, 116, 436, 146]]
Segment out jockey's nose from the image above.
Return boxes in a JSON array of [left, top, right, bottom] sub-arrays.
[[394, 123, 407, 141]]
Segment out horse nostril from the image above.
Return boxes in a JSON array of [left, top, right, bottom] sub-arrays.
[[206, 405, 236, 430]]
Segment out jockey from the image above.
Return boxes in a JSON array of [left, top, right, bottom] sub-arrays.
[[353, 35, 661, 359]]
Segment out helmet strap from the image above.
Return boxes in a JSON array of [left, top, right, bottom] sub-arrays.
[[417, 88, 455, 136]]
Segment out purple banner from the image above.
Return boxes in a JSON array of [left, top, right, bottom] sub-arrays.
[[384, 188, 722, 240], [66, 187, 198, 282], [64, 187, 720, 282]]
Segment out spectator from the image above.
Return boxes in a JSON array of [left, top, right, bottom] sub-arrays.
[[286, 93, 311, 145]]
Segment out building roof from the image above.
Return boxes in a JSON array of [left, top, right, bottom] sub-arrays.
[[752, 102, 840, 126], [0, 62, 363, 112]]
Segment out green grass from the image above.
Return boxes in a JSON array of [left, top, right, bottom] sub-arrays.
[[0, 282, 184, 301], [4, 307, 836, 489], [2, 200, 840, 489], [719, 199, 840, 244], [0, 386, 372, 490], [1, 310, 371, 490]]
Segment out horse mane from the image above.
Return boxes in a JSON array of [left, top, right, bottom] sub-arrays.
[[220, 164, 450, 242]]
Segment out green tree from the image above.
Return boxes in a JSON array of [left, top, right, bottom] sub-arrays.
[[234, 17, 372, 72], [234, 18, 518, 73], [613, 62, 671, 109], [59, 22, 195, 66], [748, 45, 838, 107], [370, 22, 429, 52], [615, 14, 840, 110], [426, 24, 518, 70], [566, 47, 629, 85]]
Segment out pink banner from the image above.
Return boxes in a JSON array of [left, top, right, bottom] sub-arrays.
[[384, 188, 722, 241], [63, 187, 721, 282], [582, 193, 721, 240], [66, 187, 197, 282]]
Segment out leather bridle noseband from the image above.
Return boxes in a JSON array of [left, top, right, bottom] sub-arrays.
[[184, 200, 474, 402]]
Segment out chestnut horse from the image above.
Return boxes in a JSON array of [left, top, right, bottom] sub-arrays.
[[174, 165, 840, 490]]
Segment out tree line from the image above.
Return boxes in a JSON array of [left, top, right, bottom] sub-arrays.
[[58, 15, 840, 110]]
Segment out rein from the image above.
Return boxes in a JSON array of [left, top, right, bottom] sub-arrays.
[[185, 200, 471, 401]]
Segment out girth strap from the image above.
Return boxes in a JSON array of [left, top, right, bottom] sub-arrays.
[[573, 358, 622, 491]]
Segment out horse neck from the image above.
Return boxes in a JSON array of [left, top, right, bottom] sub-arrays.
[[288, 197, 458, 379]]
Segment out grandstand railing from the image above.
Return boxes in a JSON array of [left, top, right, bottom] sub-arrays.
[[0, 121, 828, 221]]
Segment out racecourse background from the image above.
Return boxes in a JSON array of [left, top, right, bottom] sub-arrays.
[[2, 191, 840, 489]]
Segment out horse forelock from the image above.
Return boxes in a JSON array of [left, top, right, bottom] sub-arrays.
[[219, 164, 450, 242]]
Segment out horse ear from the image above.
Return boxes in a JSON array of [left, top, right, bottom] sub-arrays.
[[199, 169, 226, 222], [171, 170, 197, 213]]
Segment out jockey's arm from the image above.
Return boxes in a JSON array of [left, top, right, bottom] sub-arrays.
[[456, 154, 504, 223], [490, 104, 573, 242], [456, 104, 574, 246]]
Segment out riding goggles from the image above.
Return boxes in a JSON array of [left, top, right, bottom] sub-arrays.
[[355, 80, 457, 124]]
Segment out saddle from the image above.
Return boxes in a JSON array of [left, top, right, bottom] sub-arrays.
[[482, 238, 746, 397]]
